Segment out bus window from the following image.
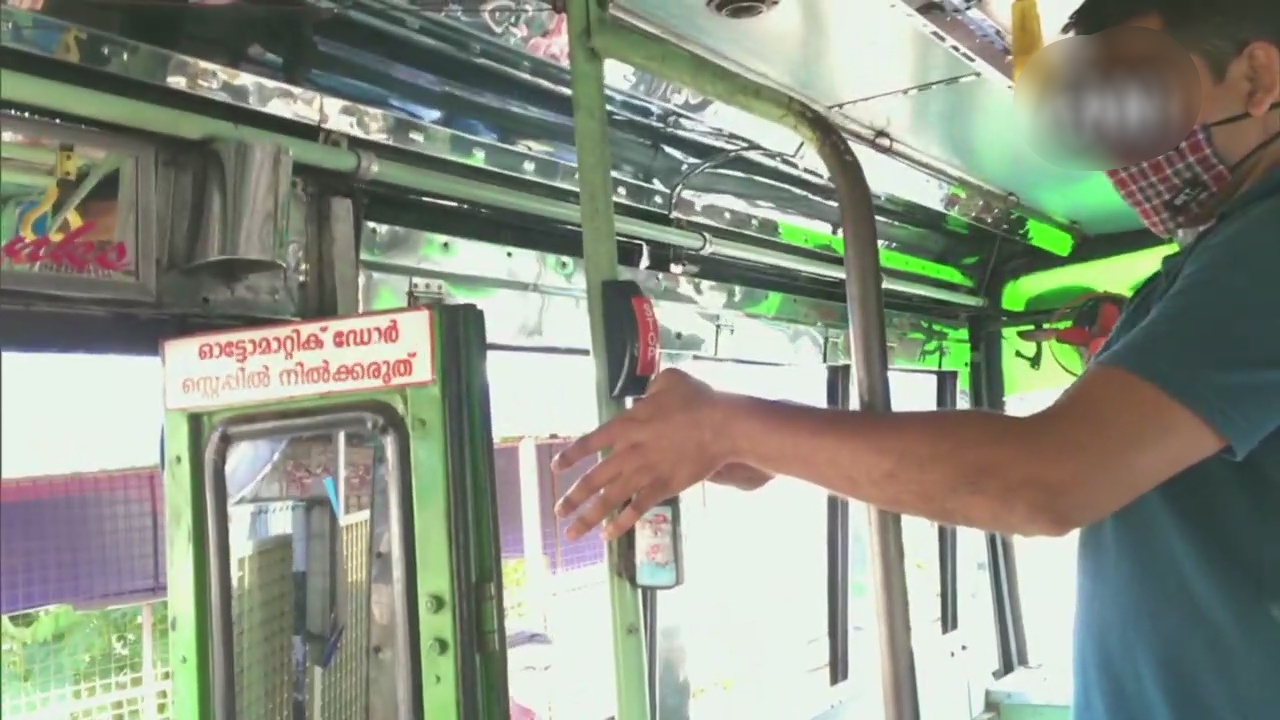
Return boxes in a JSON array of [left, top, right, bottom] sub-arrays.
[[1006, 388, 1078, 683], [891, 371, 1000, 720], [0, 352, 168, 718], [652, 359, 832, 718], [487, 350, 617, 719]]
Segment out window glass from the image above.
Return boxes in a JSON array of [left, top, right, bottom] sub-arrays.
[[655, 359, 831, 718], [892, 372, 1001, 720], [1005, 388, 1077, 676]]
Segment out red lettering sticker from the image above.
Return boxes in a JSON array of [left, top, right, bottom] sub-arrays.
[[630, 295, 659, 378], [162, 309, 437, 411], [2, 222, 131, 274]]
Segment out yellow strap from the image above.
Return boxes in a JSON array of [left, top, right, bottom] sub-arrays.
[[1011, 0, 1045, 82]]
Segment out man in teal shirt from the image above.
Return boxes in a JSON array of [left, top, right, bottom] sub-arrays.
[[551, 1, 1280, 718]]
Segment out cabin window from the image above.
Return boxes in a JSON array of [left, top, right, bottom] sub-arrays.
[[0, 351, 169, 719], [1007, 388, 1078, 681]]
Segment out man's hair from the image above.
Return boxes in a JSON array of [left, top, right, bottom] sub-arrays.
[[1063, 0, 1280, 78]]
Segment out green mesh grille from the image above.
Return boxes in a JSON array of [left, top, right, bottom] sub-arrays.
[[233, 537, 294, 720], [312, 515, 371, 720], [231, 513, 372, 719]]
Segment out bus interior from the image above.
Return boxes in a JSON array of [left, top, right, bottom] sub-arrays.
[[0, 1, 1180, 719]]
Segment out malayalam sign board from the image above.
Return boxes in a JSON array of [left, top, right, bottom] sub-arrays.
[[162, 309, 436, 411]]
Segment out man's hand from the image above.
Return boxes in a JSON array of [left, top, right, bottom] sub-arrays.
[[552, 368, 735, 540]]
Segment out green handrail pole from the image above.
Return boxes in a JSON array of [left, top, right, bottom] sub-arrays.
[[586, 9, 921, 719], [565, 1, 652, 719]]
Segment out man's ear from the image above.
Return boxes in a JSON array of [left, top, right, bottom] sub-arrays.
[[1241, 41, 1280, 115]]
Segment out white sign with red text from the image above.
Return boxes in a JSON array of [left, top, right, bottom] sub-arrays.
[[162, 309, 435, 411]]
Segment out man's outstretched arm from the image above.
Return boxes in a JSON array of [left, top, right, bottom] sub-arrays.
[[718, 365, 1223, 536], [553, 202, 1280, 541]]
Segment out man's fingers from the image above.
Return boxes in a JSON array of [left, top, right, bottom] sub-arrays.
[[602, 485, 668, 540], [554, 447, 633, 520], [551, 419, 621, 473], [561, 459, 650, 540]]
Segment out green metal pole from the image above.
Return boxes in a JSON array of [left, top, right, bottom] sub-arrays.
[[565, 1, 651, 718]]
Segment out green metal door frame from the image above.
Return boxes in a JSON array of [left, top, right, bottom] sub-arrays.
[[161, 308, 475, 719]]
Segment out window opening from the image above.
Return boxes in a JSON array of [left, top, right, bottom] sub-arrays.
[[1006, 388, 1077, 686], [1, 351, 168, 718], [650, 359, 831, 718], [893, 371, 1000, 720], [487, 350, 617, 719]]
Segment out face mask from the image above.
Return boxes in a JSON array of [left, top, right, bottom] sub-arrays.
[[1106, 105, 1280, 238]]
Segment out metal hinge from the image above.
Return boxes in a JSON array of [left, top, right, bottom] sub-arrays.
[[406, 278, 448, 307]]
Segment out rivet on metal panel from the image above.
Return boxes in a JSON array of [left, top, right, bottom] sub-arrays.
[[424, 595, 445, 613], [427, 639, 449, 656]]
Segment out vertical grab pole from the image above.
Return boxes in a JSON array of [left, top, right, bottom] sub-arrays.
[[800, 108, 921, 720], [564, 0, 651, 718]]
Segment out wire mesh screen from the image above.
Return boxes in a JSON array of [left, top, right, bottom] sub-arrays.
[[1, 600, 171, 720], [225, 503, 372, 717], [232, 533, 294, 720], [311, 513, 371, 720]]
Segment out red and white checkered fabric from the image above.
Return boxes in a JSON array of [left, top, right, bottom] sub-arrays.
[[1105, 125, 1232, 238]]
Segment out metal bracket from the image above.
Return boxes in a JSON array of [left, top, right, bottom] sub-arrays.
[[318, 131, 379, 180], [406, 277, 448, 307]]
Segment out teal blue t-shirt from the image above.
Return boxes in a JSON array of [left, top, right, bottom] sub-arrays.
[[1073, 168, 1280, 719]]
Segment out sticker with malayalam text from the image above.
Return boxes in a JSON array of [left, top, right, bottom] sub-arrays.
[[161, 309, 435, 411]]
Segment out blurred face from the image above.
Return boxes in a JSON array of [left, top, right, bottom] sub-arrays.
[[1127, 13, 1280, 166]]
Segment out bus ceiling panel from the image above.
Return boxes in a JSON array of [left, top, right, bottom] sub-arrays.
[[610, 0, 1142, 236], [610, 0, 976, 109], [836, 72, 1146, 235]]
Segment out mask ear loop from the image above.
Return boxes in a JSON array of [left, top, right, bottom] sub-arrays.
[[1206, 100, 1280, 171], [1166, 101, 1280, 221]]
